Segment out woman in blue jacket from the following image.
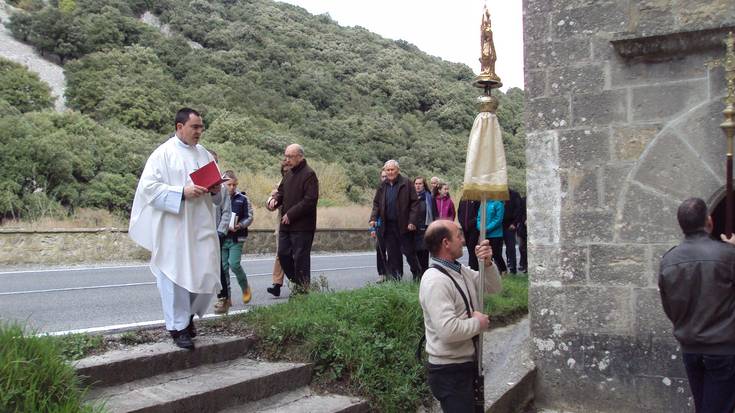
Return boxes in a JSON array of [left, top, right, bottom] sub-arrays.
[[477, 200, 507, 274]]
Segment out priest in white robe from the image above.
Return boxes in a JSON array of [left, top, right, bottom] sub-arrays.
[[128, 108, 223, 350]]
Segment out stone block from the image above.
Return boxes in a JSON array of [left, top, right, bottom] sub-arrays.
[[523, 10, 550, 44], [591, 35, 616, 62], [529, 284, 566, 337], [676, 2, 735, 32], [525, 96, 571, 131], [634, 287, 675, 339], [632, 1, 677, 37], [633, 130, 720, 200], [560, 210, 615, 243], [524, 69, 547, 99], [633, 374, 693, 412], [602, 162, 634, 206], [561, 167, 600, 211], [617, 182, 681, 243], [551, 3, 630, 38], [589, 244, 647, 286], [571, 90, 627, 127], [562, 286, 633, 335], [525, 37, 591, 70], [632, 79, 708, 122], [529, 244, 588, 284], [612, 124, 661, 161], [672, 99, 727, 183], [558, 128, 610, 168], [549, 64, 605, 95], [610, 53, 708, 88]]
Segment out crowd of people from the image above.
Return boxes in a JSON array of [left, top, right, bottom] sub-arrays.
[[369, 159, 527, 284]]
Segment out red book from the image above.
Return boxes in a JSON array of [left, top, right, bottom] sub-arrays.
[[190, 160, 227, 189]]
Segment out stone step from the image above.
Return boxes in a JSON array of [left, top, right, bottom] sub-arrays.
[[86, 356, 313, 413], [76, 336, 256, 387], [219, 387, 370, 413]]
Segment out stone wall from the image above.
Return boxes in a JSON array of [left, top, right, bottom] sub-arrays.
[[0, 229, 371, 267], [523, 1, 735, 411]]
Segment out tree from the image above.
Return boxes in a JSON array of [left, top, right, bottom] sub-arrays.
[[0, 58, 54, 113]]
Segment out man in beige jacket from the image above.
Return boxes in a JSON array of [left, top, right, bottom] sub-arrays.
[[419, 219, 502, 412]]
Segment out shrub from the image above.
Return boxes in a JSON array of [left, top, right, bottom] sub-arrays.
[[0, 57, 53, 113]]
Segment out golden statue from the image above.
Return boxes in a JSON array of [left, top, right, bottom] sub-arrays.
[[475, 6, 502, 88]]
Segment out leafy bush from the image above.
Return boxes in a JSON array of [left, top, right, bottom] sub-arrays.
[[0, 57, 53, 113], [0, 323, 101, 412]]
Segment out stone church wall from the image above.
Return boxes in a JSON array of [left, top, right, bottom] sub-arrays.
[[523, 1, 735, 411]]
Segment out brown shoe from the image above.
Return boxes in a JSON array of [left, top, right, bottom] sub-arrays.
[[213, 297, 231, 314]]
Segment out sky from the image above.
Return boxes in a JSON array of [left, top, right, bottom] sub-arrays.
[[276, 0, 525, 91]]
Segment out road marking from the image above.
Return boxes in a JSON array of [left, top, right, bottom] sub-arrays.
[[0, 252, 374, 276], [0, 265, 375, 296], [44, 309, 251, 336]]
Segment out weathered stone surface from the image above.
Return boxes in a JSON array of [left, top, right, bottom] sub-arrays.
[[632, 79, 708, 122], [561, 167, 599, 211], [551, 3, 630, 38], [525, 96, 571, 131], [602, 162, 635, 207], [633, 374, 693, 412], [616, 182, 681, 243], [571, 90, 627, 127], [524, 10, 550, 44], [634, 287, 676, 339], [529, 245, 588, 284], [525, 38, 591, 69], [677, 2, 735, 31], [549, 65, 605, 95], [529, 285, 566, 337], [588, 244, 647, 286], [559, 210, 615, 243], [558, 128, 610, 168], [525, 69, 547, 99], [612, 124, 661, 161], [590, 34, 616, 62], [527, 131, 561, 245], [562, 286, 633, 335], [709, 64, 727, 100], [672, 99, 727, 183], [633, 130, 720, 200], [610, 53, 709, 87]]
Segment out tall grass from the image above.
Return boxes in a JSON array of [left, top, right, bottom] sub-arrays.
[[0, 323, 102, 413]]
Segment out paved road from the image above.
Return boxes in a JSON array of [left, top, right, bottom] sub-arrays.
[[0, 252, 406, 334]]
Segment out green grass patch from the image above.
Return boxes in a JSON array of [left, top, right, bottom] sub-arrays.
[[241, 274, 528, 412], [0, 323, 103, 412]]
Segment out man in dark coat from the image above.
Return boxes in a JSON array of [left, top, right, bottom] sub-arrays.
[[458, 200, 481, 271], [502, 188, 522, 274], [269, 143, 319, 293], [659, 197, 735, 413], [369, 160, 421, 281]]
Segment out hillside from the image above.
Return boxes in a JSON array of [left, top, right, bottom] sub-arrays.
[[0, 0, 525, 221]]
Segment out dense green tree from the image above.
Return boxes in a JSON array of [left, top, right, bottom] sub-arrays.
[[0, 58, 53, 113]]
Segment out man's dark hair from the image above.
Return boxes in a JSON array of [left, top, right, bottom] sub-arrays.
[[175, 108, 200, 127], [424, 221, 453, 256], [677, 197, 708, 234]]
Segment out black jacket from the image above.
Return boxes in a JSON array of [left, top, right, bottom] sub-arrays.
[[458, 200, 480, 234], [275, 159, 319, 232], [503, 189, 522, 228], [658, 231, 735, 354], [370, 174, 419, 235]]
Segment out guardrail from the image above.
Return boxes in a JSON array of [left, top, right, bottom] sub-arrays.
[[0, 228, 371, 266]]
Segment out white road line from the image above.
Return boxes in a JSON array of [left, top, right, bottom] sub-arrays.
[[0, 265, 374, 296], [0, 252, 374, 276], [44, 309, 251, 336]]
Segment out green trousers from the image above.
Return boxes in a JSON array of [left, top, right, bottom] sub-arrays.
[[222, 238, 248, 292]]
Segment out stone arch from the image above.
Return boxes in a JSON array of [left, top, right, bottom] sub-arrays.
[[615, 98, 727, 243]]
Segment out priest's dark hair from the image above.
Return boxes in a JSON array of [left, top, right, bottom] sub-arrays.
[[175, 108, 201, 127], [677, 197, 708, 235]]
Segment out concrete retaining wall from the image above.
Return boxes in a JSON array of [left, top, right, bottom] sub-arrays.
[[0, 228, 371, 266]]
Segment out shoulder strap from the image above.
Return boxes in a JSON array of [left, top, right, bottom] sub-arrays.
[[430, 264, 473, 317]]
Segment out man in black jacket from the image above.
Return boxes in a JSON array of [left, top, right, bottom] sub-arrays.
[[659, 197, 735, 413], [502, 189, 522, 274], [369, 160, 421, 281], [270, 144, 319, 293], [457, 200, 480, 271]]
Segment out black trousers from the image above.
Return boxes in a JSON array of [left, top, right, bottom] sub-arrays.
[[277, 230, 314, 287], [502, 227, 517, 272], [462, 227, 479, 271], [217, 234, 230, 299], [518, 224, 527, 272], [382, 221, 421, 281], [683, 353, 735, 413], [427, 361, 475, 413], [488, 237, 507, 273], [374, 230, 387, 276]]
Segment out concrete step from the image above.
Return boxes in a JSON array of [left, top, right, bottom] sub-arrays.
[[484, 317, 536, 413], [86, 356, 313, 413], [76, 336, 256, 387], [219, 387, 370, 413]]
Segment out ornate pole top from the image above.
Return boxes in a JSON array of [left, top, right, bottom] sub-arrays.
[[474, 5, 502, 90]]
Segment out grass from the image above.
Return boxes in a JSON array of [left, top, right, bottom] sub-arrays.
[[0, 323, 103, 413], [239, 274, 529, 412]]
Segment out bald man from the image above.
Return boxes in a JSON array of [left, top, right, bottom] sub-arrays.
[[270, 144, 319, 294]]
